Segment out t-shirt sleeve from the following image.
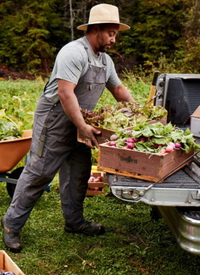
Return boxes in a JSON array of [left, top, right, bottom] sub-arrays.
[[55, 45, 86, 85], [106, 55, 121, 88]]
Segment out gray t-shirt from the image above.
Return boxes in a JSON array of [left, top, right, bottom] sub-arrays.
[[44, 36, 121, 103]]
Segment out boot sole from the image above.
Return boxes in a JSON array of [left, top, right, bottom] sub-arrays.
[[1, 217, 22, 253]]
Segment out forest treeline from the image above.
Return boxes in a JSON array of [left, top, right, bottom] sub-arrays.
[[0, 0, 200, 75]]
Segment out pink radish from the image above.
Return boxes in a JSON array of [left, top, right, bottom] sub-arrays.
[[175, 142, 181, 148], [89, 176, 95, 182], [109, 141, 116, 147], [132, 137, 139, 143], [165, 145, 174, 153], [160, 148, 166, 154], [126, 137, 134, 143], [110, 134, 118, 141], [168, 142, 175, 149], [140, 137, 146, 142], [127, 142, 134, 149]]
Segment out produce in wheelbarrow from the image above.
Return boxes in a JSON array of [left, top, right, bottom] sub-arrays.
[[0, 109, 22, 141], [0, 109, 32, 173]]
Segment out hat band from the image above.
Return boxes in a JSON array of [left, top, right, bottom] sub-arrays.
[[88, 20, 120, 24]]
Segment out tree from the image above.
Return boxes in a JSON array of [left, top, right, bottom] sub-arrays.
[[175, 0, 200, 72], [0, 0, 199, 73], [0, 0, 68, 72]]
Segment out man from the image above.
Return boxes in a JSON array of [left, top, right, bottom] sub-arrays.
[[2, 3, 137, 253]]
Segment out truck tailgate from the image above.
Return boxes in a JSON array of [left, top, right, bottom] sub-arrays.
[[107, 158, 200, 206]]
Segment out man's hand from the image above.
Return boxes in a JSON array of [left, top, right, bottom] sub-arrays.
[[79, 124, 101, 148]]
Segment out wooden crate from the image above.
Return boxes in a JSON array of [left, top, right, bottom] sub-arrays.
[[87, 171, 107, 196], [77, 118, 167, 145], [77, 126, 115, 145], [0, 250, 24, 275], [98, 143, 194, 183], [148, 117, 167, 125]]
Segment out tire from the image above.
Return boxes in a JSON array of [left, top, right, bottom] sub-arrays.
[[7, 167, 24, 198], [150, 206, 162, 221]]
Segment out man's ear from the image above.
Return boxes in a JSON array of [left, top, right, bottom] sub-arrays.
[[92, 24, 100, 34]]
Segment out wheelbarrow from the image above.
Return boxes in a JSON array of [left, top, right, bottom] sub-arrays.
[[0, 130, 32, 198]]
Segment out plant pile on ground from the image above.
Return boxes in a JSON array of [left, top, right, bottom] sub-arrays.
[[108, 122, 200, 154], [81, 103, 167, 130]]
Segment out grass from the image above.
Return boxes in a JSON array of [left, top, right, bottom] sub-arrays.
[[1, 179, 200, 274], [1, 76, 200, 274]]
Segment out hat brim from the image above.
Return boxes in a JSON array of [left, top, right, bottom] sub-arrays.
[[77, 22, 130, 31]]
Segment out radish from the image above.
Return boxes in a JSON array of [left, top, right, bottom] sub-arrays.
[[160, 148, 166, 154], [127, 142, 134, 149], [126, 137, 134, 143], [132, 137, 139, 143], [165, 145, 174, 153], [96, 176, 102, 182], [175, 142, 181, 149], [168, 142, 175, 149], [109, 141, 116, 147], [110, 134, 118, 141], [89, 176, 95, 182], [140, 138, 146, 142]]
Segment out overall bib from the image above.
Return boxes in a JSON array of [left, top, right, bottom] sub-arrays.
[[5, 44, 107, 232]]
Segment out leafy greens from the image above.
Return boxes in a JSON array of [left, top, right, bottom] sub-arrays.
[[0, 109, 22, 141]]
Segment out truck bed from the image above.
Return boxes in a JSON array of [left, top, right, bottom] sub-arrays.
[[107, 158, 200, 206]]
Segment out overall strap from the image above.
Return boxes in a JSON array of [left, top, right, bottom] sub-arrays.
[[78, 41, 92, 63], [43, 80, 49, 93], [78, 40, 107, 66], [102, 53, 107, 66]]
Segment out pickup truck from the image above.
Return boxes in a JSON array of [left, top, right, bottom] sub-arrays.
[[106, 73, 200, 255]]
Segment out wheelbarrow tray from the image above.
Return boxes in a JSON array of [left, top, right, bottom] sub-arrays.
[[0, 130, 32, 173]]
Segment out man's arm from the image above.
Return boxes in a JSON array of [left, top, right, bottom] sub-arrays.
[[107, 83, 138, 104], [58, 79, 100, 148]]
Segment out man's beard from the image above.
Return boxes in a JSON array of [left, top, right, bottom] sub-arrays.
[[99, 44, 112, 52]]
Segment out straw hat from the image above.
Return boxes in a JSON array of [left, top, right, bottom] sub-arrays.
[[77, 3, 130, 31]]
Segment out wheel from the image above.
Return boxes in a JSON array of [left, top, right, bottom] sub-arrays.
[[150, 206, 162, 221], [7, 167, 24, 198], [177, 206, 200, 220]]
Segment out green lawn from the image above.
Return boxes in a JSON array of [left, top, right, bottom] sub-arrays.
[[1, 178, 200, 274], [1, 77, 200, 274]]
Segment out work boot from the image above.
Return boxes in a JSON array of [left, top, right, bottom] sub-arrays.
[[1, 216, 22, 253], [64, 221, 105, 236]]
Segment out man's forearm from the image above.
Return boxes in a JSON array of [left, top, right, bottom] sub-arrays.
[[108, 84, 137, 103], [58, 80, 87, 131]]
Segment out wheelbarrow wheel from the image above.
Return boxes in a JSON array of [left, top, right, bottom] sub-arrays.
[[7, 167, 24, 198]]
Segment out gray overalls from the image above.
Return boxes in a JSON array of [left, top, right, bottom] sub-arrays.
[[5, 43, 107, 232]]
